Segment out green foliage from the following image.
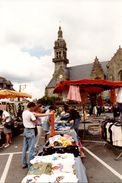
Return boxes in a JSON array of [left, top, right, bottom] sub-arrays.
[[37, 96, 61, 105]]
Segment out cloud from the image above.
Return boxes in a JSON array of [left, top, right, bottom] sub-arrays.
[[0, 0, 122, 98], [0, 43, 54, 97]]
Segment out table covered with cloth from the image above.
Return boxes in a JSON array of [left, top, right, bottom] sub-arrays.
[[22, 153, 88, 183]]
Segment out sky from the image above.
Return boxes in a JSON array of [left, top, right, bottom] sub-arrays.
[[0, 0, 122, 99]]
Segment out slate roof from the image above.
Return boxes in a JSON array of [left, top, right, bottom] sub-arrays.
[[46, 61, 109, 88], [47, 68, 69, 88], [46, 78, 56, 88], [69, 61, 108, 80]]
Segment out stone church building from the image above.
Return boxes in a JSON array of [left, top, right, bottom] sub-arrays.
[[45, 27, 122, 97]]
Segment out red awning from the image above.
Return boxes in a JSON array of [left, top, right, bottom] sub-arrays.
[[54, 79, 122, 94]]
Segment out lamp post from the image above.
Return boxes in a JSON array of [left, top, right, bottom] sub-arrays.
[[18, 84, 26, 101], [19, 84, 26, 92]]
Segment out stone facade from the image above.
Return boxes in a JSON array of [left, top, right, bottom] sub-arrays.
[[107, 46, 122, 81], [90, 57, 105, 80], [45, 27, 122, 97]]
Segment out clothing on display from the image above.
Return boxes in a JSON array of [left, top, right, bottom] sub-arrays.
[[28, 162, 52, 175], [101, 119, 122, 147], [48, 134, 75, 147], [117, 88, 122, 103], [54, 122, 71, 131], [22, 153, 78, 183], [22, 173, 78, 183], [22, 128, 88, 183], [111, 125, 122, 146], [41, 133, 80, 157]]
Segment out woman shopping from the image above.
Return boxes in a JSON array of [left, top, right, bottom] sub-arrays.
[[0, 110, 13, 148]]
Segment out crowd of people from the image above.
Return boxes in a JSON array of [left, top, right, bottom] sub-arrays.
[[1, 99, 122, 169], [21, 102, 82, 168]]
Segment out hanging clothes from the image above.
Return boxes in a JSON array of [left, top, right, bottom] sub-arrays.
[[116, 88, 122, 114], [67, 85, 82, 102], [110, 89, 116, 104], [97, 95, 103, 107], [116, 88, 122, 103], [111, 125, 122, 147]]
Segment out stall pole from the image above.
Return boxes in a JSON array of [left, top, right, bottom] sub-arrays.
[[50, 111, 56, 137], [82, 104, 86, 139]]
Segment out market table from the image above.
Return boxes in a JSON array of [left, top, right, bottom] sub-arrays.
[[41, 129, 88, 183], [75, 156, 88, 183], [22, 129, 88, 183], [56, 129, 88, 182]]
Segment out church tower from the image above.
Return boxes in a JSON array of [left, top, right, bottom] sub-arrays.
[[45, 27, 69, 97], [53, 26, 69, 80]]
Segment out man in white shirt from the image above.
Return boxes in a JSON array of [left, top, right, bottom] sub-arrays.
[[22, 102, 37, 168], [22, 102, 53, 168]]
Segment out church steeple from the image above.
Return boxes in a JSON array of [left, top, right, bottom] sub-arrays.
[[58, 26, 63, 39], [53, 26, 69, 65]]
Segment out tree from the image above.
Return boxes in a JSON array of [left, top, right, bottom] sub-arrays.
[[37, 96, 61, 106]]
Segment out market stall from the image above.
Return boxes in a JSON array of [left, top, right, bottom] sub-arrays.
[[0, 90, 32, 147], [54, 79, 122, 160], [22, 110, 88, 183], [54, 79, 122, 135], [22, 128, 88, 183]]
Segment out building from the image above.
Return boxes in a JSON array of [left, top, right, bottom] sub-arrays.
[[0, 76, 14, 90], [45, 27, 122, 97]]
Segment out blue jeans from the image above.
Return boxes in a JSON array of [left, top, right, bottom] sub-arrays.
[[72, 118, 81, 139], [22, 128, 35, 167]]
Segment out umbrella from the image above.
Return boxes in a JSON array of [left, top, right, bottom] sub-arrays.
[[54, 79, 122, 93], [0, 89, 32, 99]]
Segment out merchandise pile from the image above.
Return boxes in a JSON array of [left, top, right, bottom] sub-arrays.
[[22, 153, 78, 183], [48, 134, 76, 147]]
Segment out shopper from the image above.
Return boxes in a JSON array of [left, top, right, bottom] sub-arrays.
[[22, 102, 53, 168], [69, 107, 81, 138], [42, 105, 55, 132], [97, 105, 102, 116], [34, 102, 44, 148], [0, 110, 13, 148], [112, 103, 120, 120]]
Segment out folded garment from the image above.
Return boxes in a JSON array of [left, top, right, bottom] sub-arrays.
[[22, 173, 78, 183], [28, 162, 52, 175]]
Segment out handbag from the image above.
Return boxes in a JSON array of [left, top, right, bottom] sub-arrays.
[[4, 120, 14, 129]]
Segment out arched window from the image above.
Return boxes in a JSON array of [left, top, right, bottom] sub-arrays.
[[119, 70, 122, 81], [59, 51, 61, 58], [56, 52, 58, 58]]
